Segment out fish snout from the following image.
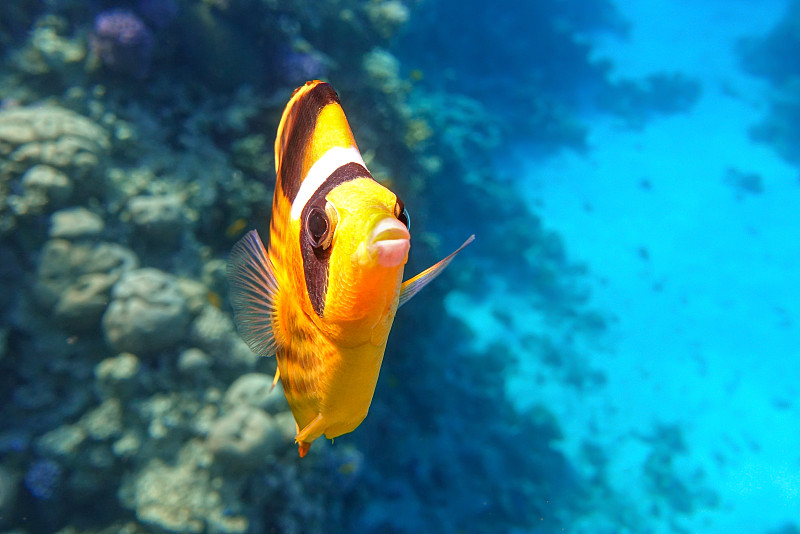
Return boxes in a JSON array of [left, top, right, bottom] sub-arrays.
[[368, 216, 410, 267]]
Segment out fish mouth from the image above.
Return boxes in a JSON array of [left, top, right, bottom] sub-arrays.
[[368, 217, 410, 267]]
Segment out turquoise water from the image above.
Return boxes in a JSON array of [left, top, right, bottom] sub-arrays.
[[0, 1, 798, 533]]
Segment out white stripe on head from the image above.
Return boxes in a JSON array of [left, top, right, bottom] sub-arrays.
[[290, 146, 366, 220]]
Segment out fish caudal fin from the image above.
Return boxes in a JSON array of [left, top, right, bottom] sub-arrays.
[[227, 229, 280, 356], [399, 235, 475, 307]]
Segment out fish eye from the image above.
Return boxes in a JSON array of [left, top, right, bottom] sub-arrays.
[[394, 198, 410, 231], [306, 206, 331, 249]]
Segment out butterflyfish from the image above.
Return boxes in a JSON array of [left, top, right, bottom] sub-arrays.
[[228, 80, 473, 458]]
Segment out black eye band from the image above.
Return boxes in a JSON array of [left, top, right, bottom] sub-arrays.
[[300, 161, 371, 318]]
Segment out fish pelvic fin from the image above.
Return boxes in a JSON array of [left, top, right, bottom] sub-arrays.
[[227, 229, 280, 357], [398, 235, 475, 307]]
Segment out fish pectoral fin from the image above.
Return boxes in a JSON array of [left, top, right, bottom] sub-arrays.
[[398, 235, 475, 307], [227, 229, 280, 357], [295, 413, 326, 457]]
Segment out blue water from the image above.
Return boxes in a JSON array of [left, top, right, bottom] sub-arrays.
[[0, 0, 798, 533], [447, 2, 800, 531]]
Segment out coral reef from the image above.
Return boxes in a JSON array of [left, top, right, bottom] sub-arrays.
[[739, 1, 800, 165], [0, 0, 700, 533]]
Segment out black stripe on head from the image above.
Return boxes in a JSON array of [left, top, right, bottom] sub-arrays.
[[301, 162, 374, 317], [279, 83, 340, 203]]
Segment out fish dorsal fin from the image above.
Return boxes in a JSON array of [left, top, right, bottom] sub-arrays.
[[227, 229, 279, 356], [274, 80, 360, 210], [399, 235, 475, 307]]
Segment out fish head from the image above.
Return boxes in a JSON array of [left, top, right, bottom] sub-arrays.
[[328, 178, 410, 269], [312, 177, 410, 330]]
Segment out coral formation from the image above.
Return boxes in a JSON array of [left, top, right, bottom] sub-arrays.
[[207, 405, 285, 468], [90, 10, 154, 78], [23, 458, 62, 500], [121, 447, 248, 534], [0, 104, 109, 235], [19, 164, 73, 212], [127, 194, 186, 245], [0, 104, 109, 179], [222, 373, 288, 414], [35, 238, 138, 321], [95, 352, 142, 399], [10, 15, 86, 81], [102, 268, 192, 355], [49, 206, 104, 239]]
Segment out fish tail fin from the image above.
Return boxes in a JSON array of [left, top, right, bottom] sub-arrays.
[[399, 235, 475, 307], [227, 229, 280, 356]]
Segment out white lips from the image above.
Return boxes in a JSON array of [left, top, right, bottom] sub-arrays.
[[369, 217, 410, 267]]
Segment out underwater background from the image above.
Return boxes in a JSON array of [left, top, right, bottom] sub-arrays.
[[0, 0, 798, 532]]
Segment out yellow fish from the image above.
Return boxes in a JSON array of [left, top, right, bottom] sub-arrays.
[[228, 81, 473, 457]]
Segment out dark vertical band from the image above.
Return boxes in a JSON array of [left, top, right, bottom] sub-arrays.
[[300, 162, 374, 316], [277, 83, 340, 203]]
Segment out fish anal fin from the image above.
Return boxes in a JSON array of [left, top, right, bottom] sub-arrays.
[[227, 229, 280, 357], [298, 441, 311, 458], [399, 235, 475, 307], [270, 367, 281, 391]]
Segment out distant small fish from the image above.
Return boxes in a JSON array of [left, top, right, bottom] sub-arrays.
[[225, 217, 247, 238], [228, 81, 473, 457]]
